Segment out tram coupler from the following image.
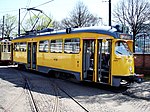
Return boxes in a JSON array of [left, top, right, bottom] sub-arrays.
[[133, 74, 144, 83]]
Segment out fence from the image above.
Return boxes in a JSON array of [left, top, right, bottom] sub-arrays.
[[134, 33, 150, 75], [135, 33, 150, 54]]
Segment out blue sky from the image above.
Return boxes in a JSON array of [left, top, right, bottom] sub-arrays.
[[0, 0, 120, 26]]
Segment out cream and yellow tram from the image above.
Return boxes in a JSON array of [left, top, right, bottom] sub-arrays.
[[0, 39, 11, 64], [12, 26, 138, 87]]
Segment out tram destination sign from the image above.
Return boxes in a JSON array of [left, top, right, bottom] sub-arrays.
[[120, 34, 132, 40]]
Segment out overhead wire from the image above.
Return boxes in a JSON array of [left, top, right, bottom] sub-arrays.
[[1, 0, 54, 35], [0, 9, 18, 14], [1, 0, 54, 18], [26, 0, 31, 8], [32, 0, 54, 8]]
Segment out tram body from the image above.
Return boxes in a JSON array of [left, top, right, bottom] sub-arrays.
[[0, 39, 11, 64], [12, 26, 136, 87]]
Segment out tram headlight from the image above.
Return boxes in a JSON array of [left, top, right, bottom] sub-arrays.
[[129, 66, 132, 72]]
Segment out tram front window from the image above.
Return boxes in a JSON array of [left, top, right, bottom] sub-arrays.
[[115, 41, 132, 56]]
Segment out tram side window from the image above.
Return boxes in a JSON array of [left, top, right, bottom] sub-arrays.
[[3, 44, 7, 52], [64, 38, 80, 53], [101, 40, 111, 69], [14, 43, 20, 51], [50, 39, 62, 53], [39, 40, 49, 52], [102, 40, 111, 54], [19, 42, 27, 52], [8, 44, 11, 52]]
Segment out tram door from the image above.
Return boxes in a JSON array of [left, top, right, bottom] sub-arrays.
[[27, 42, 37, 70], [82, 40, 95, 81], [97, 39, 111, 84]]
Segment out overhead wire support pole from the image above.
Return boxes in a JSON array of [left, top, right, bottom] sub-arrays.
[[18, 9, 21, 36], [2, 16, 4, 40], [102, 0, 111, 26], [108, 0, 111, 26]]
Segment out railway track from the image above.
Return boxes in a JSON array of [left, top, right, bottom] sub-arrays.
[[24, 78, 39, 112], [51, 83, 60, 112], [2, 67, 149, 112], [10, 68, 61, 112], [14, 68, 90, 112], [3, 87, 25, 112], [1, 67, 27, 112], [58, 85, 89, 112], [49, 78, 90, 112], [15, 67, 89, 112], [10, 68, 39, 112]]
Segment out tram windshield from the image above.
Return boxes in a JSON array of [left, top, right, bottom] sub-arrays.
[[115, 41, 132, 56]]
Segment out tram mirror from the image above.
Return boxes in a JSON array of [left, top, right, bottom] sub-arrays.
[[127, 40, 133, 52]]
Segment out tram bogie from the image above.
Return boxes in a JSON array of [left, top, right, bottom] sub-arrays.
[[12, 26, 140, 87]]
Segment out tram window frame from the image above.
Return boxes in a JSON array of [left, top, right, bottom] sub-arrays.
[[39, 40, 49, 52], [19, 42, 27, 52], [50, 39, 63, 53], [115, 41, 131, 56], [14, 43, 20, 51], [3, 44, 7, 52], [8, 44, 11, 52], [64, 38, 80, 54], [101, 39, 111, 68], [102, 40, 111, 54]]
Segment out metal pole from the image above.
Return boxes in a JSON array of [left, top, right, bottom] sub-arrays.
[[18, 9, 20, 36], [109, 0, 111, 26], [144, 34, 145, 54], [2, 16, 4, 40], [143, 34, 146, 67]]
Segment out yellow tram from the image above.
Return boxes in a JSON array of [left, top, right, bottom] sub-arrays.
[[12, 26, 137, 87], [0, 39, 11, 64]]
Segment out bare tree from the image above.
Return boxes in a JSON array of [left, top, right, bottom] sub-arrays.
[[113, 0, 150, 52], [60, 1, 100, 29], [1, 14, 17, 38], [52, 20, 64, 30]]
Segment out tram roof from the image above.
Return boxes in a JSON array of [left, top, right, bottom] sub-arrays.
[[14, 26, 120, 40]]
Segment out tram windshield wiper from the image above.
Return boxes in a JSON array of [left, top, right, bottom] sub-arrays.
[[116, 50, 122, 55]]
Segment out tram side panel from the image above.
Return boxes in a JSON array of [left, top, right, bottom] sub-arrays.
[[13, 51, 27, 65], [36, 37, 82, 81], [13, 41, 28, 67]]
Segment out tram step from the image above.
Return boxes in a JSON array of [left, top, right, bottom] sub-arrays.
[[101, 78, 109, 83], [101, 76, 109, 79]]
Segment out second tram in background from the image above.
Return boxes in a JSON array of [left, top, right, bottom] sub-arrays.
[[11, 25, 140, 87], [0, 39, 11, 65]]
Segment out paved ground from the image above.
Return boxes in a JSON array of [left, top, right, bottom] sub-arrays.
[[0, 65, 150, 112], [124, 81, 150, 101]]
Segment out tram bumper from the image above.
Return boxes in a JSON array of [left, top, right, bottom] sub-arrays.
[[133, 74, 144, 83], [112, 74, 144, 87]]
